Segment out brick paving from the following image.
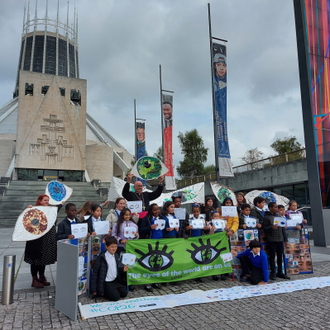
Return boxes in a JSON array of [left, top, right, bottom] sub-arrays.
[[1, 261, 330, 330]]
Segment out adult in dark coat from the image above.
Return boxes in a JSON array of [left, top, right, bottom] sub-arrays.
[[122, 172, 164, 212]]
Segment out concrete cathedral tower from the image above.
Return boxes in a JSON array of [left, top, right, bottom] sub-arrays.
[[0, 0, 133, 182]]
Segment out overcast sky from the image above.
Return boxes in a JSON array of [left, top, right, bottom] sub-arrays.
[[0, 0, 304, 175]]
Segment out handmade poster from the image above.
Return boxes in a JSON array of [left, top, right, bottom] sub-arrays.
[[221, 252, 233, 262], [212, 220, 226, 230], [174, 208, 186, 220], [124, 227, 137, 239], [152, 182, 205, 207], [245, 190, 289, 210], [71, 223, 88, 239], [274, 217, 286, 227], [79, 276, 330, 319], [127, 201, 142, 213], [131, 156, 169, 181], [12, 206, 58, 242], [94, 221, 110, 235], [169, 218, 179, 228], [126, 232, 232, 285], [210, 182, 237, 205], [287, 219, 299, 227], [230, 229, 245, 246], [243, 230, 255, 241], [245, 218, 257, 228], [121, 253, 137, 266], [189, 219, 205, 229], [45, 181, 73, 205], [154, 219, 166, 230], [284, 228, 313, 275], [221, 206, 237, 217]]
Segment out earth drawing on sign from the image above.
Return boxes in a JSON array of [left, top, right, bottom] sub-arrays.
[[48, 181, 66, 202], [137, 157, 162, 180]]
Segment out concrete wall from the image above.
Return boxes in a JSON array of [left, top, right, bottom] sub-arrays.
[[86, 143, 113, 182], [15, 70, 87, 170], [205, 159, 308, 196], [0, 139, 15, 177]]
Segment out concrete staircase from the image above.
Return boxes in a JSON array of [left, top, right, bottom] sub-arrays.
[[0, 181, 110, 227]]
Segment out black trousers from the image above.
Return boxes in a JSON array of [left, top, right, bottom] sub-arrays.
[[104, 279, 128, 301], [240, 255, 264, 284], [268, 241, 284, 274], [31, 265, 46, 277]]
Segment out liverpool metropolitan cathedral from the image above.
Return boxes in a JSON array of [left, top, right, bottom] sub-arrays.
[[0, 2, 133, 183]]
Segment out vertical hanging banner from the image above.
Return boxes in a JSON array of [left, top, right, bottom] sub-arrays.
[[212, 43, 234, 177], [136, 120, 146, 185], [162, 94, 176, 190]]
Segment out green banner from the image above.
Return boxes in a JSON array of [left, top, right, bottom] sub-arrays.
[[126, 232, 232, 285]]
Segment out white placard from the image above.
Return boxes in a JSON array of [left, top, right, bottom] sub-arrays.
[[154, 219, 166, 230], [290, 213, 303, 222], [189, 219, 205, 229], [212, 220, 226, 230], [78, 256, 84, 276], [71, 223, 88, 239], [287, 219, 299, 227], [221, 206, 237, 217], [245, 218, 257, 228], [174, 208, 186, 220], [94, 221, 110, 235], [124, 226, 138, 239], [221, 253, 233, 262], [169, 218, 180, 228], [274, 217, 286, 227], [121, 253, 136, 265], [127, 201, 142, 213]]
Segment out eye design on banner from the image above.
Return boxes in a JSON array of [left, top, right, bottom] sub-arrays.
[[135, 241, 174, 271], [186, 238, 227, 265], [48, 181, 66, 202]]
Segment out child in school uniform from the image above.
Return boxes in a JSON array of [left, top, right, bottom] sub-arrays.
[[91, 236, 128, 301], [83, 203, 110, 235], [278, 204, 302, 231], [56, 203, 80, 240], [112, 208, 139, 254], [232, 239, 268, 285], [285, 200, 308, 227], [139, 203, 163, 292], [161, 201, 180, 238], [221, 198, 239, 237], [185, 204, 211, 282], [250, 196, 266, 227], [239, 203, 263, 230]]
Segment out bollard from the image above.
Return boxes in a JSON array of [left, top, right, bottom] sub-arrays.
[[2, 255, 16, 305]]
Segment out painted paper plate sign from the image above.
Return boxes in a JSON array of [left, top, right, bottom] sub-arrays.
[[210, 182, 237, 206], [12, 206, 58, 241], [245, 190, 289, 210], [45, 181, 73, 205], [131, 156, 169, 181]]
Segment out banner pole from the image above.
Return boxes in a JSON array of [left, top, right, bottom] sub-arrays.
[[208, 3, 219, 183], [134, 99, 137, 162], [159, 65, 165, 171]]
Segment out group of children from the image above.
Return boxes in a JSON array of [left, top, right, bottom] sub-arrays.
[[55, 194, 307, 301]]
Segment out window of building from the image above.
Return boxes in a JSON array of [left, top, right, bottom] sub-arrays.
[[25, 83, 34, 95], [70, 89, 81, 105], [41, 85, 49, 95], [59, 87, 65, 96]]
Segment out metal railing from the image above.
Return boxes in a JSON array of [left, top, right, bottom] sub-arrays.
[[176, 149, 306, 188]]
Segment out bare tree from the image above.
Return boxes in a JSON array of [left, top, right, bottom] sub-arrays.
[[240, 148, 263, 170]]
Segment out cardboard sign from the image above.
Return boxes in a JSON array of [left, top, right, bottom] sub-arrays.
[[245, 218, 257, 228], [169, 218, 180, 228], [71, 223, 88, 239], [124, 227, 138, 239], [221, 206, 237, 217], [94, 221, 110, 235], [189, 219, 205, 229], [212, 220, 226, 230], [274, 217, 286, 227], [174, 208, 186, 220], [154, 219, 166, 230], [127, 201, 143, 213]]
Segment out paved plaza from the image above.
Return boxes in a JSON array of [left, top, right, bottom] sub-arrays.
[[1, 228, 330, 330]]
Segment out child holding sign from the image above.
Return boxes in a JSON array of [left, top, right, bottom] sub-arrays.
[[232, 239, 268, 285], [113, 208, 139, 254], [285, 200, 307, 227], [140, 204, 164, 239], [238, 204, 262, 230], [221, 198, 239, 237], [162, 201, 180, 238], [186, 204, 211, 238], [91, 236, 128, 301]]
